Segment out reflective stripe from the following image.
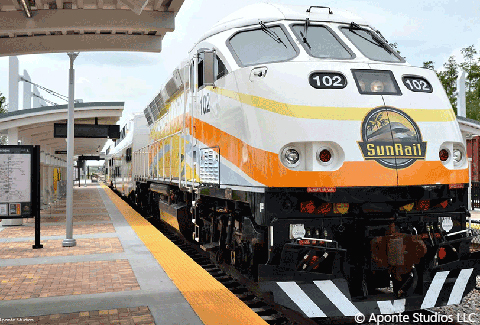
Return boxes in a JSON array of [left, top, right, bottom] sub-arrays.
[[277, 282, 326, 317], [377, 299, 406, 314], [421, 271, 449, 309], [313, 280, 360, 316], [447, 268, 474, 305]]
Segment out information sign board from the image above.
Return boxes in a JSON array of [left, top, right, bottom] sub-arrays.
[[0, 146, 32, 217]]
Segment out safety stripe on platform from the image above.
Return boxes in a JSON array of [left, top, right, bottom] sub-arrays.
[[101, 184, 267, 325]]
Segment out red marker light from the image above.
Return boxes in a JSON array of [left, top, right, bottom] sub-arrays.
[[319, 149, 332, 162], [300, 201, 316, 214], [439, 149, 449, 161], [316, 203, 332, 214], [417, 200, 430, 211], [438, 247, 446, 260]]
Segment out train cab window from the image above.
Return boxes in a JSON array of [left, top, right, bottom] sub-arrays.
[[227, 24, 297, 66], [197, 55, 204, 88], [197, 52, 228, 88], [340, 26, 403, 62], [190, 62, 194, 92], [290, 25, 353, 59], [216, 55, 228, 80]]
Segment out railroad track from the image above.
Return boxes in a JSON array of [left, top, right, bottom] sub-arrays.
[[111, 187, 477, 325]]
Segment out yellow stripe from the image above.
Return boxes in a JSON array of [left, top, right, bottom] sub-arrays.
[[101, 184, 267, 325], [207, 86, 456, 122]]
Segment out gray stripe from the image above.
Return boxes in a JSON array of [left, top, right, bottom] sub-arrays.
[[421, 271, 449, 308], [447, 268, 474, 305], [314, 280, 360, 316], [277, 282, 326, 317]]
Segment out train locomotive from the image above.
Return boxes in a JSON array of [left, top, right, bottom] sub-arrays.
[[106, 3, 480, 318]]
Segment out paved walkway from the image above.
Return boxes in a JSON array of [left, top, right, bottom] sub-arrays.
[[0, 184, 203, 325]]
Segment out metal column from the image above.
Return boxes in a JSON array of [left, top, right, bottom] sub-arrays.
[[63, 52, 79, 247]]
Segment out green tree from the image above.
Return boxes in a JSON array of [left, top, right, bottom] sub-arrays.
[[460, 46, 480, 120], [424, 45, 480, 120], [0, 92, 6, 114], [437, 56, 459, 114], [423, 61, 435, 70]]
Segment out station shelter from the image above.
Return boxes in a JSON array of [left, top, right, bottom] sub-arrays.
[[0, 101, 123, 224]]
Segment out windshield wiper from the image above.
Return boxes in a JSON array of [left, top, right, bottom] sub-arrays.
[[300, 18, 311, 49], [348, 21, 392, 54], [259, 21, 287, 48]]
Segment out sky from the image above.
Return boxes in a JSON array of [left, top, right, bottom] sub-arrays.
[[0, 0, 479, 154]]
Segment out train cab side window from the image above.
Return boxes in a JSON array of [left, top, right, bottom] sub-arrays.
[[216, 55, 228, 80], [197, 56, 204, 88], [189, 62, 194, 93]]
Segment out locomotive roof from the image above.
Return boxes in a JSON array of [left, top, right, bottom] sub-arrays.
[[196, 3, 371, 46]]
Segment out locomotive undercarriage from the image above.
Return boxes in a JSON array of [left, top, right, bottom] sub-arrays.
[[262, 185, 478, 301], [129, 180, 479, 313]]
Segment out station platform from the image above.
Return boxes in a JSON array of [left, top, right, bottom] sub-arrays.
[[0, 183, 267, 325]]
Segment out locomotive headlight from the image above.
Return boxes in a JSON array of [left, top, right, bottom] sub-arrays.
[[281, 147, 301, 167], [453, 149, 462, 163], [285, 149, 300, 164], [352, 70, 401, 95], [290, 224, 306, 239], [358, 80, 366, 92], [370, 80, 384, 92]]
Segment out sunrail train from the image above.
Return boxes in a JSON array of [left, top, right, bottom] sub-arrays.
[[106, 3, 480, 318]]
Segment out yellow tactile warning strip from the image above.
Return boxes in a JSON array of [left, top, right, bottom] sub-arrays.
[[0, 238, 123, 259], [0, 260, 139, 300], [101, 184, 268, 325], [7, 306, 155, 325], [0, 224, 115, 238]]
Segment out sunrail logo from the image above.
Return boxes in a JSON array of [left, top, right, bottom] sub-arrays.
[[358, 106, 426, 169]]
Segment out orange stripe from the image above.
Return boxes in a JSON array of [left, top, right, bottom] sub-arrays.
[[192, 118, 468, 187]]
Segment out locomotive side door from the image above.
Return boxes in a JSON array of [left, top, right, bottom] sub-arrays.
[[195, 49, 220, 185]]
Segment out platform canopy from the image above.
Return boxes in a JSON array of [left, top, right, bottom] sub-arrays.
[[0, 102, 123, 156], [457, 116, 480, 138], [0, 0, 184, 56]]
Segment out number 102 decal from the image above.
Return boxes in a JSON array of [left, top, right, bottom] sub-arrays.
[[200, 93, 210, 115], [309, 72, 347, 89], [402, 76, 433, 93]]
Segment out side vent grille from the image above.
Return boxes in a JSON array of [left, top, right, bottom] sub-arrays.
[[199, 147, 220, 184]]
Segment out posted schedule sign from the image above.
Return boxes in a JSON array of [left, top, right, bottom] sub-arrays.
[[0, 146, 32, 217]]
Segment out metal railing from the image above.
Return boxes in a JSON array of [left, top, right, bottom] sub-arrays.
[[133, 131, 195, 189]]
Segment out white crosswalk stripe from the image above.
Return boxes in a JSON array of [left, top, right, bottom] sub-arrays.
[[447, 268, 474, 305], [421, 271, 449, 309], [277, 282, 327, 317], [314, 280, 361, 316], [377, 299, 406, 314]]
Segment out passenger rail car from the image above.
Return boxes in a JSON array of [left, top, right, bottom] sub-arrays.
[[105, 113, 149, 197], [113, 4, 480, 318]]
